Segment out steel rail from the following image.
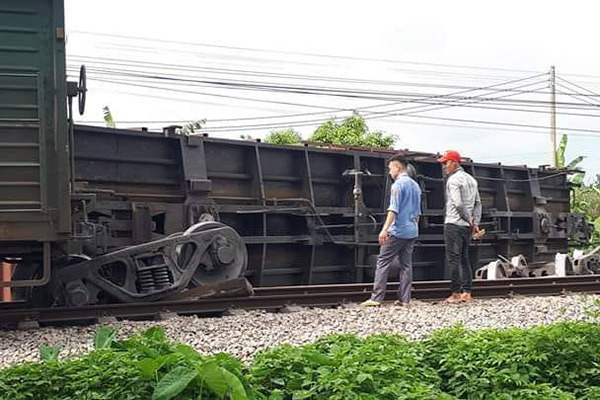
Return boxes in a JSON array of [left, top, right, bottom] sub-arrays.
[[0, 275, 599, 326]]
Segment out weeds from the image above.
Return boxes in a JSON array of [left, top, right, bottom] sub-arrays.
[[1, 321, 599, 399]]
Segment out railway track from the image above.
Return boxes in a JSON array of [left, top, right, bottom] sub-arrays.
[[1, 275, 599, 327]]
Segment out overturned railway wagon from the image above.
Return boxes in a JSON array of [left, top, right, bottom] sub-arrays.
[[0, 0, 590, 306], [69, 125, 589, 290]]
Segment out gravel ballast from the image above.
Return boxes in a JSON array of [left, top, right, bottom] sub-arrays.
[[0, 294, 598, 368]]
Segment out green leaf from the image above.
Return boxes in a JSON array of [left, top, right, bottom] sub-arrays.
[[94, 326, 116, 350], [357, 372, 373, 383], [152, 366, 198, 400], [557, 134, 568, 168], [103, 106, 115, 128], [197, 361, 247, 400], [566, 156, 585, 170], [178, 119, 206, 135], [302, 350, 336, 366], [143, 327, 168, 343], [173, 344, 201, 361], [570, 173, 585, 185], [138, 359, 160, 379], [39, 346, 60, 362], [139, 354, 182, 379]]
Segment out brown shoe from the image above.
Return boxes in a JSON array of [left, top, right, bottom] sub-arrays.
[[394, 300, 410, 308], [460, 292, 474, 302], [444, 293, 462, 304]]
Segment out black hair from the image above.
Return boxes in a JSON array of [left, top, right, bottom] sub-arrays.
[[387, 155, 408, 168]]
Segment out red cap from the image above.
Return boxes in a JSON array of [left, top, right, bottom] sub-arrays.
[[437, 150, 461, 163]]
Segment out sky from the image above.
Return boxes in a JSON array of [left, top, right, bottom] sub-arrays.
[[64, 0, 600, 181]]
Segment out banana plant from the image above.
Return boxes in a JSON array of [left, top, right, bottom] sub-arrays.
[[556, 134, 585, 183]]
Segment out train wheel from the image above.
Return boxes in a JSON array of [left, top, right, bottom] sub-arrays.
[[49, 255, 98, 307], [177, 221, 247, 287]]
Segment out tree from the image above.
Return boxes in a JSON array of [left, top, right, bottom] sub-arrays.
[[309, 113, 397, 148], [264, 129, 302, 145]]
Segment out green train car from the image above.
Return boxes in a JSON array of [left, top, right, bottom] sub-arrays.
[[0, 0, 71, 289]]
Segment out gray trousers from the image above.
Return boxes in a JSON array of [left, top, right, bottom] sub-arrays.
[[371, 236, 416, 303]]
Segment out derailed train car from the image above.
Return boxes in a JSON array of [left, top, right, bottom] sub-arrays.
[[0, 0, 591, 306], [69, 124, 590, 292]]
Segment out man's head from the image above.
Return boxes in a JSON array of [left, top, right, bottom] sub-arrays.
[[437, 150, 461, 175], [387, 155, 408, 180]]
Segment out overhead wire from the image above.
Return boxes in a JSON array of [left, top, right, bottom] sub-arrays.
[[79, 74, 554, 129], [68, 30, 540, 74]]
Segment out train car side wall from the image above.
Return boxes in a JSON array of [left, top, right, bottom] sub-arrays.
[[72, 125, 583, 287], [0, 0, 70, 245]]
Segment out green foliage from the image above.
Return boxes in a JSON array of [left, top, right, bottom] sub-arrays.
[[39, 346, 61, 362], [250, 333, 446, 399], [3, 323, 600, 399], [0, 349, 153, 400], [557, 133, 599, 246], [557, 134, 568, 168], [309, 113, 397, 148], [152, 366, 198, 400], [103, 106, 115, 128], [94, 326, 116, 350], [556, 134, 585, 183], [0, 327, 251, 400], [264, 129, 302, 145], [422, 322, 600, 399], [572, 176, 600, 247], [177, 119, 206, 135]]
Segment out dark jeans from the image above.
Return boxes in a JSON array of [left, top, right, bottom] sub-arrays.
[[444, 224, 473, 293]]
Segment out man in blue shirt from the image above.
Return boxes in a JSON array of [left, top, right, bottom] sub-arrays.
[[362, 155, 422, 307]]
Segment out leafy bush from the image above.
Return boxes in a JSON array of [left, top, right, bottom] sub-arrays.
[[0, 349, 153, 400], [250, 333, 447, 399], [264, 129, 302, 145], [309, 113, 397, 148], [422, 322, 600, 399], [0, 327, 251, 400], [2, 322, 600, 399], [572, 177, 600, 247]]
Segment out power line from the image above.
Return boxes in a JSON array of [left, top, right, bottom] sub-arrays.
[[556, 76, 600, 99], [72, 65, 600, 111], [79, 72, 557, 121], [66, 54, 544, 92], [68, 30, 541, 74], [81, 74, 600, 132], [69, 64, 551, 102]]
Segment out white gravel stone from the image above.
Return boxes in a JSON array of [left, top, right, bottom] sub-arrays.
[[0, 293, 598, 368]]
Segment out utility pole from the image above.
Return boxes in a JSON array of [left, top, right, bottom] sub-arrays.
[[550, 66, 558, 167]]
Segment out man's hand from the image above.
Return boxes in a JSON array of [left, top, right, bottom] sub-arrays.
[[470, 217, 481, 238], [379, 229, 389, 246]]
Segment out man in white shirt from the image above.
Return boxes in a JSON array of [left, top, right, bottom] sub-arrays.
[[437, 150, 481, 303]]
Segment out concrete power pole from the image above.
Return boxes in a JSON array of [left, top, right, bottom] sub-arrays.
[[550, 66, 558, 167]]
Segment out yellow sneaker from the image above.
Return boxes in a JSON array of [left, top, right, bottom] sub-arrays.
[[361, 299, 381, 307]]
